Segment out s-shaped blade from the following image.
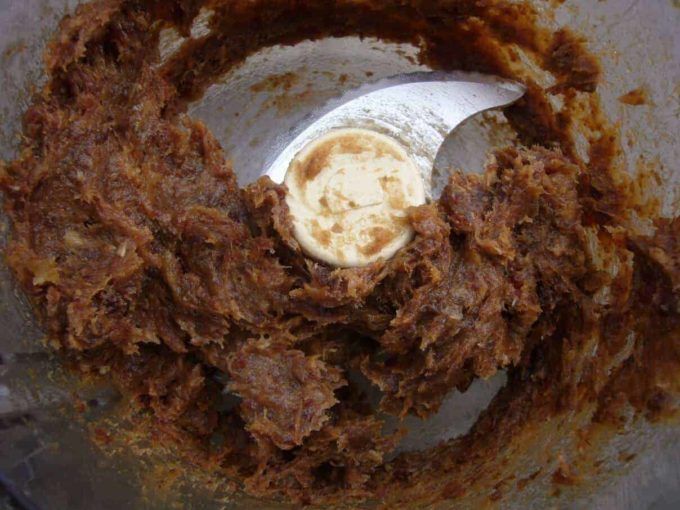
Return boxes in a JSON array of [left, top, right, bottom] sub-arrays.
[[265, 71, 525, 197]]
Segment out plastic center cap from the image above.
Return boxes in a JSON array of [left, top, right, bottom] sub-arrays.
[[284, 128, 426, 267], [323, 166, 385, 213]]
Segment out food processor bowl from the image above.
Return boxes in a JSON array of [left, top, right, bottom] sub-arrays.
[[1, 0, 678, 508]]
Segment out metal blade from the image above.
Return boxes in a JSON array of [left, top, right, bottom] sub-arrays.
[[265, 71, 525, 196]]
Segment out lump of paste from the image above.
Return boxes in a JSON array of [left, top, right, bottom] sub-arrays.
[[227, 340, 346, 449]]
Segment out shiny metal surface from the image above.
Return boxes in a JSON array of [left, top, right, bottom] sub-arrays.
[[0, 1, 679, 509], [263, 71, 525, 196]]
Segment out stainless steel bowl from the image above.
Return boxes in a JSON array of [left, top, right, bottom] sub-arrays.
[[1, 1, 679, 508]]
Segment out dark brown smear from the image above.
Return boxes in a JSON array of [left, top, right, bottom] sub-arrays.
[[358, 226, 396, 257], [310, 219, 332, 248], [293, 133, 374, 186], [618, 87, 648, 106], [0, 0, 678, 507]]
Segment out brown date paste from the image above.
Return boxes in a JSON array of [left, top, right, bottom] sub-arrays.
[[1, 0, 678, 507]]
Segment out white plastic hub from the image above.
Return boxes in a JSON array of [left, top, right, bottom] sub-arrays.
[[284, 128, 426, 267]]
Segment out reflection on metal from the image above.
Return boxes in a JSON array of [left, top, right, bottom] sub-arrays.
[[266, 71, 526, 199]]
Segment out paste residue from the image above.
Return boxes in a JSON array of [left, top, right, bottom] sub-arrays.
[[0, 0, 678, 507]]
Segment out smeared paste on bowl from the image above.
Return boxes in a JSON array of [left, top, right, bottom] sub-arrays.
[[1, 0, 678, 506]]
